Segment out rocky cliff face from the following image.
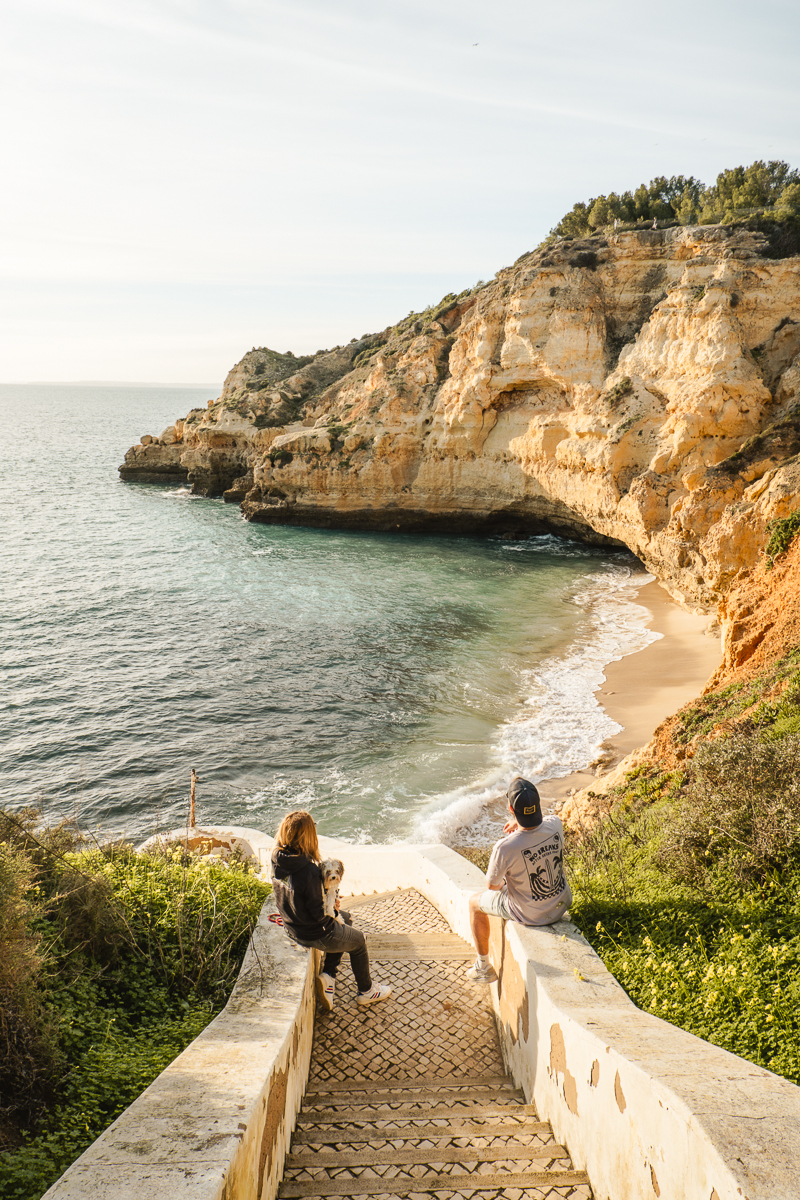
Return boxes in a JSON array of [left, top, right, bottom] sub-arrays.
[[120, 222, 800, 610]]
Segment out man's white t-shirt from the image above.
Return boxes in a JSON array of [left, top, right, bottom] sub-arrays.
[[486, 815, 571, 925]]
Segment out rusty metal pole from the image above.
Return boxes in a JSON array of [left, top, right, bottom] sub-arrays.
[[189, 768, 198, 828]]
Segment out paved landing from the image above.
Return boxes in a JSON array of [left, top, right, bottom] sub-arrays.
[[278, 888, 592, 1200]]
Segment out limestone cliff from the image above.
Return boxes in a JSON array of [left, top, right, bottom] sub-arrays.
[[120, 222, 800, 610]]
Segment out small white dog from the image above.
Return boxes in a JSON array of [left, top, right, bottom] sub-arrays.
[[320, 858, 345, 924]]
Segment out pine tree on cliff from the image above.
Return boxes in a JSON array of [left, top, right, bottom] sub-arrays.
[[551, 160, 800, 238]]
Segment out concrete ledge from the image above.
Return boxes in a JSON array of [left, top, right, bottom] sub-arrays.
[[325, 840, 800, 1200], [138, 824, 275, 877], [43, 897, 316, 1200]]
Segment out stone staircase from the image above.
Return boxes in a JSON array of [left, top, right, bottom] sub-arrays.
[[278, 889, 592, 1200]]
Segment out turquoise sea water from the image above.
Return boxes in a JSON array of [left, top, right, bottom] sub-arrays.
[[0, 384, 656, 845]]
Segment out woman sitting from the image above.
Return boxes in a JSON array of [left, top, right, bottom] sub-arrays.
[[270, 810, 392, 1011]]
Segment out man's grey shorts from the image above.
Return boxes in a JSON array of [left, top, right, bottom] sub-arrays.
[[474, 888, 514, 921]]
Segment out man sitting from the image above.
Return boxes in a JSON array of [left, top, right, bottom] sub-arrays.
[[467, 777, 572, 983]]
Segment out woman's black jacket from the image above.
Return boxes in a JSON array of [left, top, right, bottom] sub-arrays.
[[271, 848, 334, 942]]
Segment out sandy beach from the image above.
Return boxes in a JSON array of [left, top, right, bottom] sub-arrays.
[[537, 580, 722, 807]]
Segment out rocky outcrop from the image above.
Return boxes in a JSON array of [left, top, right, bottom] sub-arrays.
[[118, 421, 191, 484], [118, 342, 382, 495], [120, 222, 800, 608]]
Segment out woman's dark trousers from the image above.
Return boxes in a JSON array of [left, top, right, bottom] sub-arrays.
[[293, 911, 371, 992]]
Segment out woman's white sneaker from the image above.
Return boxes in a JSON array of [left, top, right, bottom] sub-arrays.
[[356, 982, 392, 1007], [466, 961, 498, 984], [316, 972, 335, 1012]]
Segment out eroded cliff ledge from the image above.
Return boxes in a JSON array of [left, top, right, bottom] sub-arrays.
[[120, 223, 800, 609]]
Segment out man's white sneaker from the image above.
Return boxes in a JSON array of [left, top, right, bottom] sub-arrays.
[[356, 982, 392, 1007], [316, 972, 335, 1012], [466, 961, 498, 984]]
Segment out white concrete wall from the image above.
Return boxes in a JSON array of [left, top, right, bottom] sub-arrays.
[[42, 895, 316, 1200], [327, 839, 800, 1200], [137, 824, 275, 876]]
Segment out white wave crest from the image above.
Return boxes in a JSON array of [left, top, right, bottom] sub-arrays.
[[414, 568, 660, 846]]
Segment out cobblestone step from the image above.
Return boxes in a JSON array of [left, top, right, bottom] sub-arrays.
[[279, 1171, 591, 1197], [278, 889, 593, 1200], [293, 1119, 552, 1143], [289, 1143, 572, 1168], [307, 1074, 514, 1094], [304, 1081, 524, 1107], [296, 1101, 537, 1123]]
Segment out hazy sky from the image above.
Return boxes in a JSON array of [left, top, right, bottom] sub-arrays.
[[3, 0, 799, 384]]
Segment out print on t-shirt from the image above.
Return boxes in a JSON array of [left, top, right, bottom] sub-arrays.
[[521, 837, 565, 901]]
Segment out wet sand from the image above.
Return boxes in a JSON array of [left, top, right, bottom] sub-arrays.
[[536, 580, 722, 808]]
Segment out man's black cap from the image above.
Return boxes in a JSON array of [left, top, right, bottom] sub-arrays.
[[507, 777, 542, 827]]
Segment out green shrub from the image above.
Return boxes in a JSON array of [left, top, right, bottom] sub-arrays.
[[0, 841, 59, 1135], [765, 508, 800, 566], [353, 345, 382, 368], [0, 1001, 214, 1200], [567, 724, 800, 1086], [671, 662, 795, 743], [604, 376, 633, 408], [659, 732, 800, 889], [589, 900, 800, 1083], [0, 817, 270, 1198]]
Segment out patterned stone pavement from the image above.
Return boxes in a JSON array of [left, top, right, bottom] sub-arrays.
[[278, 889, 593, 1200]]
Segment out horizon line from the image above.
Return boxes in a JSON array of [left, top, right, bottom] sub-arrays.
[[0, 380, 222, 389]]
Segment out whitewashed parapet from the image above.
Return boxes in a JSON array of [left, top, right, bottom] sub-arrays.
[[137, 824, 275, 877], [42, 898, 316, 1200], [490, 917, 800, 1200], [327, 840, 800, 1200]]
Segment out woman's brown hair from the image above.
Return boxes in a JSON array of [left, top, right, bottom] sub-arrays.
[[274, 810, 320, 861]]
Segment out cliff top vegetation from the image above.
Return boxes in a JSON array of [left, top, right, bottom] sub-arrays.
[[549, 159, 800, 246]]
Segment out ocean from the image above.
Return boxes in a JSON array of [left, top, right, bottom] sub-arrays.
[[0, 383, 658, 846]]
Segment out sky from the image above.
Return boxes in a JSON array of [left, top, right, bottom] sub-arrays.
[[2, 0, 799, 385]]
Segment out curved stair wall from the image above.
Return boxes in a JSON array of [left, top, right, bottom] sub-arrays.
[[322, 839, 800, 1200], [42, 896, 317, 1200]]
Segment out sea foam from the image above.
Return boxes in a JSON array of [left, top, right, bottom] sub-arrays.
[[413, 568, 660, 846]]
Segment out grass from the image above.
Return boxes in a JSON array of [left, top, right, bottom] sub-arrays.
[[566, 662, 800, 1085], [0, 815, 270, 1200], [568, 790, 800, 1084], [456, 655, 800, 1086], [674, 647, 800, 744]]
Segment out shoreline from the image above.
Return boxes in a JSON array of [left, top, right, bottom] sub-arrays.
[[458, 575, 723, 842], [536, 579, 722, 809]]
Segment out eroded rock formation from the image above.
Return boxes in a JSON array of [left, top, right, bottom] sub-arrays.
[[120, 223, 800, 609]]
